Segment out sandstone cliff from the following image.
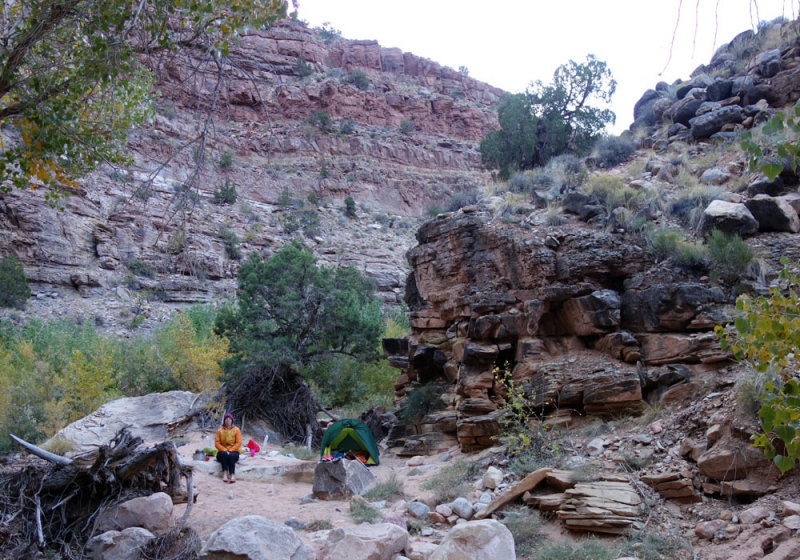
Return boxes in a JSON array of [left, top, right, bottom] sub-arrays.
[[0, 20, 501, 322]]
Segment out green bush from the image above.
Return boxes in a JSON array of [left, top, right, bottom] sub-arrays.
[[218, 228, 241, 260], [646, 227, 680, 260], [422, 458, 480, 503], [498, 369, 561, 473], [212, 179, 237, 205], [445, 190, 479, 212], [535, 539, 616, 560], [278, 186, 293, 207], [294, 56, 314, 77], [346, 69, 369, 91], [716, 257, 800, 473], [305, 519, 332, 531], [350, 496, 382, 523], [400, 119, 414, 135], [307, 110, 332, 132], [706, 229, 753, 281], [620, 530, 690, 560], [127, 258, 155, 278], [507, 169, 553, 194], [586, 174, 642, 211], [344, 196, 357, 218], [0, 254, 30, 308], [314, 22, 342, 43], [426, 205, 443, 218], [592, 135, 635, 168], [338, 119, 355, 135], [362, 473, 405, 501], [397, 383, 444, 428], [218, 150, 234, 169], [501, 506, 543, 557]]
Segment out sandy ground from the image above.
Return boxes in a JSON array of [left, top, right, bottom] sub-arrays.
[[172, 429, 443, 543]]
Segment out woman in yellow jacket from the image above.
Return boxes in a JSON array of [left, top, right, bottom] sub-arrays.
[[215, 413, 242, 483]]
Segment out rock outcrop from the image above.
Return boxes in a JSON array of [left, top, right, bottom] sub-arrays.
[[0, 19, 501, 321], [387, 209, 732, 452]]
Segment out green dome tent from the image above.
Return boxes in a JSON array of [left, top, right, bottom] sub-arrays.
[[320, 419, 380, 466]]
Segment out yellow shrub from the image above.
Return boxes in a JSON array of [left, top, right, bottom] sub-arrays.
[[156, 313, 228, 393], [57, 344, 119, 423]]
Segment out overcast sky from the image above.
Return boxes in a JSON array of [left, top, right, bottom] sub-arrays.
[[296, 0, 796, 133]]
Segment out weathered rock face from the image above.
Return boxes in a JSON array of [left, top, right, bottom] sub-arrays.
[[0, 19, 500, 319], [387, 210, 733, 451]]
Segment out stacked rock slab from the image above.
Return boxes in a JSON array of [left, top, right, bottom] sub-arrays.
[[385, 209, 732, 451], [555, 480, 644, 534]]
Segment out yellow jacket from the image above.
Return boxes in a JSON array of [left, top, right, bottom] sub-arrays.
[[215, 426, 242, 453]]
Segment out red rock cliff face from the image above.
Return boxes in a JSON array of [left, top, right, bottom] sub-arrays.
[[387, 209, 732, 454], [0, 20, 502, 315]]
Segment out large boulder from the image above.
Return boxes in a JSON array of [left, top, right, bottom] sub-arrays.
[[200, 515, 315, 560], [621, 283, 725, 333], [744, 194, 800, 233], [57, 391, 199, 453], [429, 520, 516, 560], [757, 48, 783, 78], [312, 459, 376, 500], [96, 493, 173, 534], [700, 200, 759, 237], [632, 89, 660, 127], [671, 92, 705, 126], [86, 527, 155, 560], [689, 106, 744, 138], [318, 523, 408, 560], [697, 435, 771, 481], [560, 289, 621, 336]]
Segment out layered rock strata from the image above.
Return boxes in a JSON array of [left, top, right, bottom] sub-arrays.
[[386, 209, 732, 452]]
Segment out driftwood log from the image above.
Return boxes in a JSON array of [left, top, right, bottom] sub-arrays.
[[0, 428, 196, 559]]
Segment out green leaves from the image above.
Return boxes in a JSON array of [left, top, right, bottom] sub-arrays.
[[741, 99, 800, 182], [480, 55, 615, 178], [216, 241, 383, 384], [718, 260, 800, 473], [0, 0, 285, 197]]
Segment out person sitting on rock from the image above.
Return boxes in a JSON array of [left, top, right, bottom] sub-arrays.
[[215, 413, 242, 483]]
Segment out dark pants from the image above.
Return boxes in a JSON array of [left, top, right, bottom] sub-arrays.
[[216, 451, 239, 474]]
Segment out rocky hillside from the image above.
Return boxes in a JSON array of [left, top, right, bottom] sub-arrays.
[[383, 16, 800, 529], [0, 19, 501, 329]]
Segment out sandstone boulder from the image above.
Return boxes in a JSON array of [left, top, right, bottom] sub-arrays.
[[312, 459, 376, 500], [697, 435, 770, 480], [318, 523, 408, 560], [700, 200, 759, 237], [57, 391, 199, 453], [86, 528, 155, 560], [429, 520, 516, 560], [744, 194, 800, 233], [556, 481, 643, 534], [200, 515, 315, 560], [96, 493, 173, 534]]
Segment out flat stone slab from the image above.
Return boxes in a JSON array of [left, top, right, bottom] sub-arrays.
[[190, 455, 316, 484]]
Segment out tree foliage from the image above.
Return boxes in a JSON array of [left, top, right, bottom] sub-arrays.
[[0, 0, 287, 202], [216, 241, 382, 378], [215, 241, 383, 441], [716, 257, 800, 473], [741, 100, 800, 181], [0, 253, 30, 308], [480, 55, 616, 178]]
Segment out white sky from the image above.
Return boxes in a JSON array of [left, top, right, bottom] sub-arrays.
[[297, 0, 796, 133]]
